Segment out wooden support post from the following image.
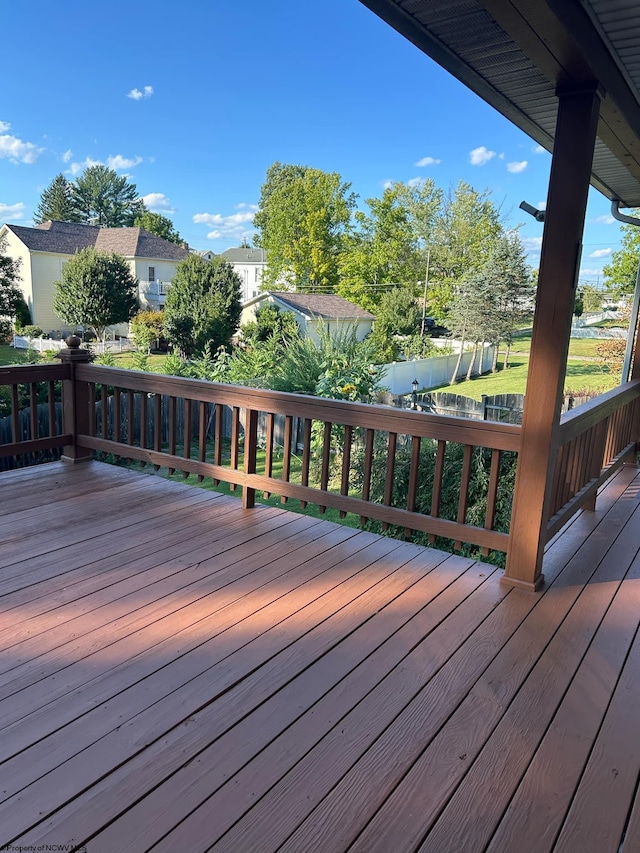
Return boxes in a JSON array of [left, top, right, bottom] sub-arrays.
[[56, 335, 93, 463], [504, 82, 602, 591], [243, 408, 258, 510]]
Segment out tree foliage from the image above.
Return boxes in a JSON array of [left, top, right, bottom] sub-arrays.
[[34, 174, 79, 224], [240, 303, 300, 349], [369, 287, 421, 362], [0, 235, 24, 320], [53, 247, 139, 339], [602, 219, 640, 296], [133, 210, 183, 244], [163, 254, 243, 356], [72, 165, 144, 227], [130, 309, 166, 352], [253, 161, 356, 292]]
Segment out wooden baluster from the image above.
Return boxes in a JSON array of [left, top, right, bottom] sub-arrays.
[[481, 449, 502, 556], [168, 396, 176, 475], [198, 400, 207, 482], [11, 385, 19, 445], [49, 380, 58, 438], [554, 441, 571, 512], [114, 388, 122, 456], [229, 405, 240, 490], [29, 383, 38, 442], [127, 389, 134, 451], [360, 428, 375, 526], [243, 408, 258, 509], [300, 418, 312, 509], [281, 414, 293, 505], [213, 404, 223, 485], [263, 412, 274, 499], [454, 443, 473, 550], [429, 439, 446, 544], [317, 421, 332, 514], [153, 393, 161, 471], [404, 435, 421, 538], [183, 397, 191, 478], [569, 432, 587, 499], [339, 424, 353, 519], [382, 432, 397, 532], [140, 391, 148, 466], [87, 384, 96, 438]]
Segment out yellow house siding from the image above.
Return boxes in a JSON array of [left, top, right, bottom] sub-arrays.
[[30, 252, 71, 332], [2, 228, 33, 320]]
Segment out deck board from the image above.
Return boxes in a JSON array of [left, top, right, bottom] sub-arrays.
[[1, 459, 639, 853]]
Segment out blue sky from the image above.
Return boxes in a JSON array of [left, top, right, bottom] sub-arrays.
[[1, 0, 624, 284]]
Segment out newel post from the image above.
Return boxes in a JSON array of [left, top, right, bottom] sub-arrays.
[[504, 82, 602, 591], [56, 335, 93, 463]]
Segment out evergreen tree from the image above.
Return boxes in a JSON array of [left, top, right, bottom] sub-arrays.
[[53, 247, 139, 340], [163, 255, 242, 357], [72, 165, 144, 227], [133, 210, 183, 244], [34, 174, 79, 224]]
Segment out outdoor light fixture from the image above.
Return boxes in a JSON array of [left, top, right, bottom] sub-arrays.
[[519, 200, 546, 223], [412, 378, 419, 410]]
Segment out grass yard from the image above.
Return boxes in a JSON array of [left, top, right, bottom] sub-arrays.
[[107, 351, 169, 371], [0, 344, 38, 365], [508, 333, 609, 358], [428, 357, 620, 400]]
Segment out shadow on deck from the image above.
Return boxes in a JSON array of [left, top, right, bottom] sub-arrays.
[[1, 460, 640, 852]]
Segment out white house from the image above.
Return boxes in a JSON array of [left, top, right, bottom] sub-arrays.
[[220, 247, 268, 303], [240, 291, 375, 343], [0, 220, 189, 335]]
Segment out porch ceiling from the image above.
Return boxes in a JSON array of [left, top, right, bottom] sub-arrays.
[[359, 0, 640, 207]]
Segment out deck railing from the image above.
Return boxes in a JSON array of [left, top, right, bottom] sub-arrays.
[[546, 379, 640, 539], [2, 348, 638, 561]]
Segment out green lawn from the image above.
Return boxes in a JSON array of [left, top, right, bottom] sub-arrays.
[[428, 358, 620, 400], [0, 344, 40, 365], [508, 333, 607, 358]]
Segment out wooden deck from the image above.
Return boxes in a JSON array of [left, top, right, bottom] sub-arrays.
[[1, 460, 640, 853]]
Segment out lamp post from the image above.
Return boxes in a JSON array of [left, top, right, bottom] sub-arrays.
[[411, 378, 419, 410]]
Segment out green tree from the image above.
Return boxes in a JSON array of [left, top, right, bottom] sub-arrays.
[[603, 219, 640, 296], [72, 165, 145, 227], [336, 183, 423, 312], [429, 180, 503, 322], [133, 210, 183, 244], [34, 174, 79, 224], [581, 283, 604, 313], [253, 161, 356, 292], [164, 254, 242, 356], [53, 247, 139, 340], [130, 309, 166, 352], [369, 287, 421, 362], [240, 303, 300, 349], [0, 235, 23, 320]]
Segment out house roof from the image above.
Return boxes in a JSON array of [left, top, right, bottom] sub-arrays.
[[6, 220, 189, 261], [270, 292, 375, 320], [359, 0, 640, 207], [221, 247, 268, 264]]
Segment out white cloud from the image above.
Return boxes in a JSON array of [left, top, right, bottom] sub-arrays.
[[127, 85, 154, 100], [0, 201, 25, 220], [407, 177, 426, 188], [592, 214, 615, 225], [0, 121, 44, 164], [67, 156, 102, 176], [193, 209, 256, 242], [106, 154, 142, 170], [498, 152, 505, 160], [538, 201, 547, 210], [381, 179, 394, 189], [521, 236, 543, 254], [469, 146, 496, 166], [142, 192, 175, 213], [415, 156, 441, 167], [235, 202, 259, 211], [507, 160, 528, 173], [62, 149, 73, 163], [532, 144, 546, 154], [580, 267, 603, 276], [589, 247, 612, 258]]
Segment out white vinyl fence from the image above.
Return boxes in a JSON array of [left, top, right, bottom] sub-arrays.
[[12, 336, 134, 354], [380, 342, 495, 395]]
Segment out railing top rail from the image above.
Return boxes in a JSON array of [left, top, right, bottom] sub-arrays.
[[76, 364, 522, 452], [557, 379, 640, 444], [0, 363, 71, 383]]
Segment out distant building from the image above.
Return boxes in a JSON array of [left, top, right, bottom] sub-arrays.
[[220, 247, 268, 302], [0, 220, 189, 334], [240, 291, 375, 343]]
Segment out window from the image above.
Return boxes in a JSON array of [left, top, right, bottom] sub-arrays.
[[148, 266, 156, 282], [255, 267, 260, 282]]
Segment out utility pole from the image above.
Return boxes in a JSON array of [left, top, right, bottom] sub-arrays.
[[420, 249, 430, 337]]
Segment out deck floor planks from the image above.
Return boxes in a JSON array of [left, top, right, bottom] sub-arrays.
[[0, 506, 319, 692], [28, 546, 468, 850], [3, 533, 415, 841], [0, 521, 364, 759], [0, 461, 639, 852], [346, 470, 640, 853]]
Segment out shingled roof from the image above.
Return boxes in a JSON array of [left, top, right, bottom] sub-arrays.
[[271, 292, 374, 320], [221, 248, 267, 264], [6, 220, 189, 261]]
